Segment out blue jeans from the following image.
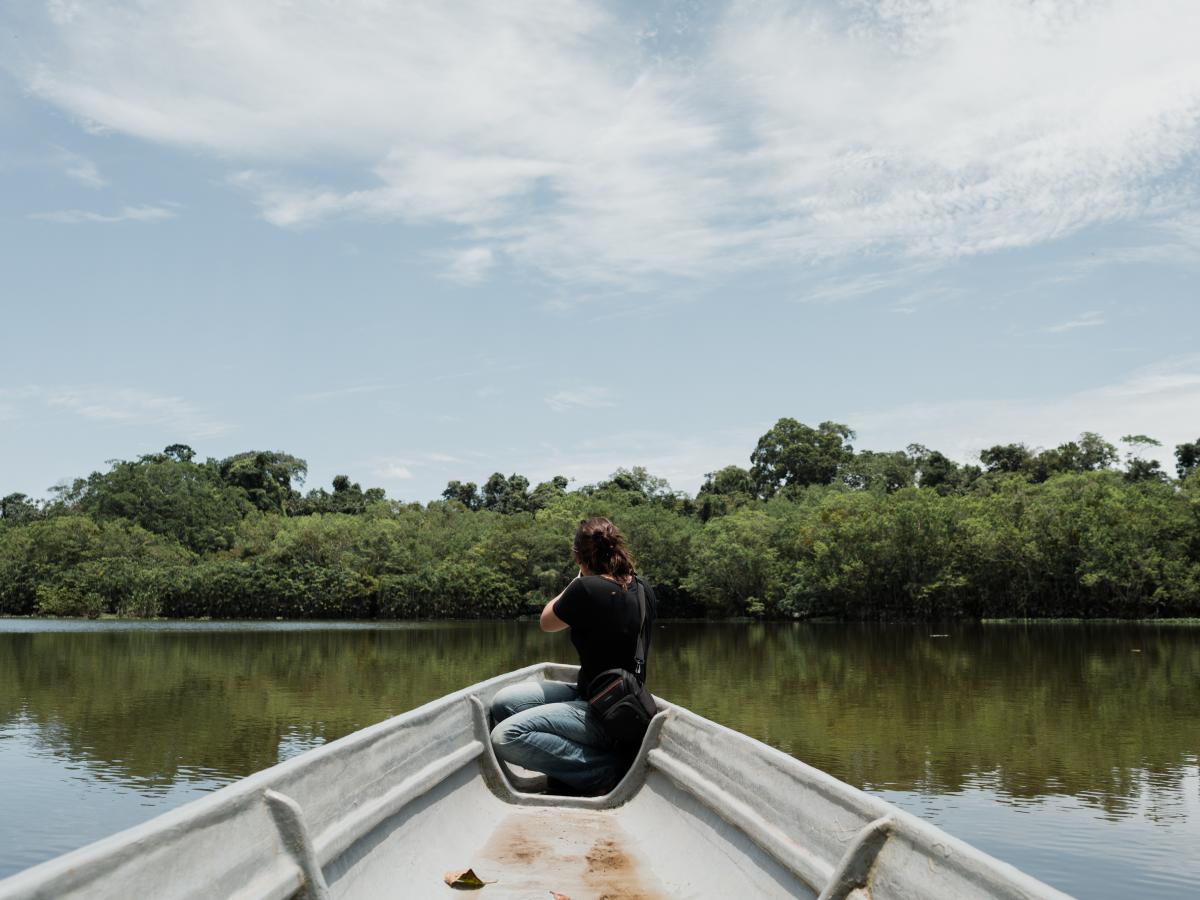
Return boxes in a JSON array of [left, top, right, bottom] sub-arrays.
[[489, 680, 624, 792]]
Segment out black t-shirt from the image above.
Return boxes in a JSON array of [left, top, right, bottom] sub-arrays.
[[553, 574, 657, 692]]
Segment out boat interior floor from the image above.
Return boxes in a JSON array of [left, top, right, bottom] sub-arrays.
[[322, 761, 816, 900], [469, 805, 664, 898]]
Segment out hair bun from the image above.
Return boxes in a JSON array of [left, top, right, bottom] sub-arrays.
[[573, 516, 635, 580]]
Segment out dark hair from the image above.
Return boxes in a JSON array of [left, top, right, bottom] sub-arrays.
[[572, 516, 635, 584]]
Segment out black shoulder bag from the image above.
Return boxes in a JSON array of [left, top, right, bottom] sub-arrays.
[[585, 576, 657, 748]]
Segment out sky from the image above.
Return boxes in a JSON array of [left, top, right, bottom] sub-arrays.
[[1, 0, 1198, 502]]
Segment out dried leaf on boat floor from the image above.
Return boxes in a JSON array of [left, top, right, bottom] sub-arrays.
[[443, 868, 494, 889]]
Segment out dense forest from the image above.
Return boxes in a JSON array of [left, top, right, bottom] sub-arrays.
[[2, 421, 1198, 620]]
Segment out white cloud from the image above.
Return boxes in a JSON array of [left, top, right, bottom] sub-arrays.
[[851, 356, 1200, 469], [53, 145, 106, 188], [367, 452, 464, 482], [6, 1, 1200, 283], [545, 387, 616, 413], [371, 461, 414, 481], [1, 385, 229, 437], [717, 0, 1200, 262], [442, 246, 496, 285], [1044, 310, 1106, 333], [30, 204, 175, 224], [800, 269, 923, 305]]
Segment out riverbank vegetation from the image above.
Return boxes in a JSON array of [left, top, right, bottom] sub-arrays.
[[2, 424, 1198, 620]]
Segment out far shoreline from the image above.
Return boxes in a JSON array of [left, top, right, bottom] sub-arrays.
[[3, 614, 1199, 626]]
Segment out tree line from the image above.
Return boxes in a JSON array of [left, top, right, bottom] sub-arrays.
[[2, 421, 1198, 620]]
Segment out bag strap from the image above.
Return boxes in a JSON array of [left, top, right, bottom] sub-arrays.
[[632, 576, 649, 682]]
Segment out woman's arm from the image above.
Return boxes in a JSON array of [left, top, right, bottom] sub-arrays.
[[539, 574, 579, 632]]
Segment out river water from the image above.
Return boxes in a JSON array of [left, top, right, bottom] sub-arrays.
[[0, 619, 1196, 897]]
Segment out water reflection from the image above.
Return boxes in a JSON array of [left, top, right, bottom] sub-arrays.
[[1, 620, 1197, 896], [650, 623, 1200, 817], [0, 622, 573, 789]]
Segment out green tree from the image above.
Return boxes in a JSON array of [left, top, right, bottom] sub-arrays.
[[750, 419, 855, 496], [482, 473, 531, 514], [976, 434, 1118, 484], [0, 515, 191, 616], [0, 493, 42, 524], [699, 465, 755, 497], [614, 498, 702, 615], [588, 467, 676, 506], [1174, 438, 1200, 480], [64, 452, 249, 553], [218, 451, 308, 514], [683, 508, 782, 616], [979, 443, 1033, 474], [906, 445, 968, 494], [1120, 434, 1166, 483], [163, 443, 196, 463], [843, 450, 916, 493], [781, 488, 967, 620], [528, 475, 569, 511], [696, 465, 756, 521], [1073, 432, 1120, 470], [1124, 458, 1167, 482], [441, 480, 482, 510]]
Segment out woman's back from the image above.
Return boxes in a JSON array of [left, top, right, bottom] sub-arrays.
[[554, 575, 657, 690]]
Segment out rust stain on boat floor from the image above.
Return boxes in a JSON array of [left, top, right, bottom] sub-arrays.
[[470, 808, 665, 899]]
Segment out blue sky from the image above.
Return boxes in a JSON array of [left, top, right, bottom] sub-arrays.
[[2, 0, 1198, 501]]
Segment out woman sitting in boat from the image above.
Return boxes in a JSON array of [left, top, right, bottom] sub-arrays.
[[490, 516, 657, 795]]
